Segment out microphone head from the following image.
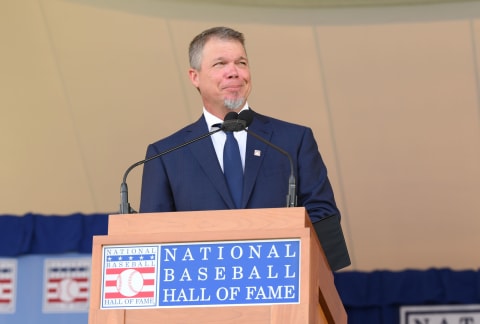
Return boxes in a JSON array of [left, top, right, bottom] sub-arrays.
[[222, 111, 246, 132], [238, 110, 254, 127], [224, 111, 239, 121]]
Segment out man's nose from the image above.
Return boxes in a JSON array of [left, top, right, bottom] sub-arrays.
[[226, 64, 239, 78]]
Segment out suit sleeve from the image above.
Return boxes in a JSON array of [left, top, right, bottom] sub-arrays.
[[296, 127, 341, 223]]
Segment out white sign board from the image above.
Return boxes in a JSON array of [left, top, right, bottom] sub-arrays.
[[400, 304, 480, 324]]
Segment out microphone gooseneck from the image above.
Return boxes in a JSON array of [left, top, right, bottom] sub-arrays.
[[237, 110, 297, 207], [119, 116, 234, 214]]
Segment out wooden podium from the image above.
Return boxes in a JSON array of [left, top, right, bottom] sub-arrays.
[[88, 207, 347, 324]]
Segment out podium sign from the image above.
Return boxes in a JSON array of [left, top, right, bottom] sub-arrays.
[[101, 239, 300, 309], [89, 208, 347, 323]]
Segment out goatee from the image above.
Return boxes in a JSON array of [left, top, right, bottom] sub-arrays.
[[224, 98, 245, 110]]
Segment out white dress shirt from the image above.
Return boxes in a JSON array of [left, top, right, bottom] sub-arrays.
[[203, 104, 249, 172]]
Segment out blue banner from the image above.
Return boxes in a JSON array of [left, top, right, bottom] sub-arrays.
[[158, 239, 301, 307]]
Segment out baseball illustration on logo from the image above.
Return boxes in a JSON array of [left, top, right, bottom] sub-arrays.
[[58, 278, 81, 302], [102, 245, 158, 308], [116, 269, 144, 297]]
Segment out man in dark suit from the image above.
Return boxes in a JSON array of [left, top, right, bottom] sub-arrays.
[[140, 26, 340, 227]]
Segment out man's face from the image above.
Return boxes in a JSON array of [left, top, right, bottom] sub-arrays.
[[189, 37, 252, 114]]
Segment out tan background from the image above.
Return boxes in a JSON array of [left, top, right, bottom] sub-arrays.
[[2, 0, 480, 271]]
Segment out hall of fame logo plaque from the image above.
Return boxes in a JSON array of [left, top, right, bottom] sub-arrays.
[[101, 245, 159, 309], [43, 258, 91, 313]]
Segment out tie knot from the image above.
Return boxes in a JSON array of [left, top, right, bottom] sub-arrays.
[[225, 131, 237, 142]]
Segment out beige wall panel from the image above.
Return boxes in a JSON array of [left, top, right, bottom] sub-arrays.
[[317, 20, 480, 270], [244, 24, 339, 180], [39, 0, 197, 212], [1, 1, 97, 213]]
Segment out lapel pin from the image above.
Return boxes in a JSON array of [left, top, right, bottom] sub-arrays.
[[254, 150, 261, 157]]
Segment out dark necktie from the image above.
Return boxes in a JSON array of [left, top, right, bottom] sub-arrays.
[[223, 131, 243, 208]]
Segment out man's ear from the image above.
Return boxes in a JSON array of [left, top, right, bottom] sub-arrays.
[[188, 68, 199, 88]]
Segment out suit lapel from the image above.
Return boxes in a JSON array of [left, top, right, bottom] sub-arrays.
[[184, 116, 236, 208], [242, 113, 272, 207]]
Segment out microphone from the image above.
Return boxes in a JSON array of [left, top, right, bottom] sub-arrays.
[[222, 111, 247, 132], [119, 114, 234, 214], [237, 110, 297, 207]]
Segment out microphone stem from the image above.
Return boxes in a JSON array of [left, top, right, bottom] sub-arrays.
[[119, 128, 223, 214], [244, 129, 297, 207]]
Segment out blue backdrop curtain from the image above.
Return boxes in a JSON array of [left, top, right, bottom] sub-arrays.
[[1, 214, 479, 324]]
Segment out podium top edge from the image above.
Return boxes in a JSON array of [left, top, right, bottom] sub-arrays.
[[108, 207, 311, 235]]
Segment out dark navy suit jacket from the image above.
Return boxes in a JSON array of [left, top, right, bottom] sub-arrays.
[[139, 110, 340, 224]]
